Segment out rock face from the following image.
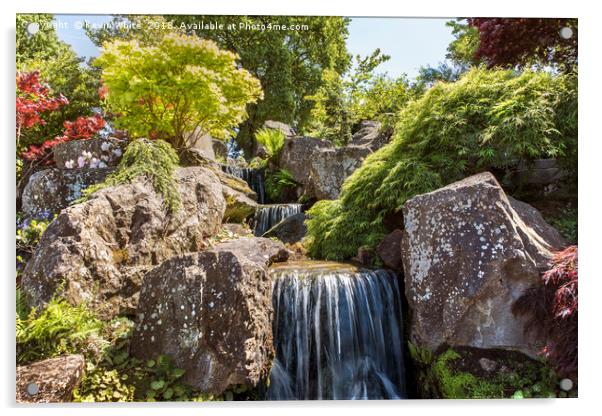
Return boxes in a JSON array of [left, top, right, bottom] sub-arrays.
[[263, 212, 307, 244], [53, 137, 126, 168], [263, 120, 296, 137], [222, 184, 258, 222], [307, 145, 372, 200], [21, 168, 112, 219], [185, 128, 216, 160], [212, 139, 228, 160], [21, 167, 226, 319], [278, 136, 331, 186], [130, 237, 289, 395], [402, 172, 566, 356], [377, 229, 404, 272], [16, 355, 85, 403], [350, 120, 392, 151]]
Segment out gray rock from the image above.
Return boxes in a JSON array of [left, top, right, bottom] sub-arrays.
[[16, 355, 85, 403], [402, 172, 566, 357], [21, 168, 112, 219], [53, 137, 127, 168], [222, 184, 258, 223], [262, 120, 296, 137], [377, 229, 404, 272], [278, 136, 331, 187], [307, 145, 372, 200], [350, 120, 392, 151], [130, 237, 289, 395], [184, 128, 216, 160], [212, 139, 228, 160], [263, 212, 307, 244], [21, 167, 226, 319]]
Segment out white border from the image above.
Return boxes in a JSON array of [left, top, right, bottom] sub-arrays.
[[2, 1, 600, 416]]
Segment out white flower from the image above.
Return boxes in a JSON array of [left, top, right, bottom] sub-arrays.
[[83, 151, 93, 159], [90, 158, 99, 168], [100, 141, 111, 152], [100, 155, 109, 162], [77, 156, 85, 168], [98, 161, 107, 169], [112, 148, 122, 157], [64, 160, 75, 169]]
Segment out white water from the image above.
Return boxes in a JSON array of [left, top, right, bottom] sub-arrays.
[[221, 165, 266, 204], [267, 262, 407, 400], [254, 204, 302, 236]]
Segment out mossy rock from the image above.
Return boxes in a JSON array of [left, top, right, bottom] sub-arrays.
[[410, 344, 563, 399]]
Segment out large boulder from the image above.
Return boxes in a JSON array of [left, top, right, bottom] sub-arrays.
[[21, 167, 226, 319], [130, 237, 289, 395], [377, 229, 404, 273], [402, 172, 566, 357], [53, 137, 126, 168], [278, 136, 331, 186], [307, 145, 372, 200], [212, 139, 228, 160], [16, 355, 85, 403], [21, 168, 112, 219], [263, 120, 296, 137], [222, 184, 258, 223], [350, 120, 392, 151], [184, 128, 216, 160], [263, 212, 307, 243]]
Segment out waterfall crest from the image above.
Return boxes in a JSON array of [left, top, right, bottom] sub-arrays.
[[221, 165, 266, 204], [267, 261, 407, 400], [254, 204, 302, 236]]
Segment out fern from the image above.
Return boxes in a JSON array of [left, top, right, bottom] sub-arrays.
[[265, 169, 299, 202], [83, 139, 182, 212], [255, 128, 285, 160]]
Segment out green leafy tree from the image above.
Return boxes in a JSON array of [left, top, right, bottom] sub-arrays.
[[87, 15, 352, 155], [94, 33, 263, 148], [445, 19, 482, 68], [16, 14, 101, 151]]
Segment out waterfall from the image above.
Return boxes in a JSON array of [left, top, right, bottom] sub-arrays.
[[267, 261, 407, 400], [254, 204, 302, 236], [221, 165, 266, 204]]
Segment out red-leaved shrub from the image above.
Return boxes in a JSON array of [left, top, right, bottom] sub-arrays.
[[513, 245, 578, 378]]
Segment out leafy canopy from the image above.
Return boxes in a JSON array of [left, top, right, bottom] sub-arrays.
[[306, 68, 577, 260], [95, 33, 263, 148]]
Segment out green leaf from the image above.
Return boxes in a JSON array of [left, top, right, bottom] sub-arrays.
[[150, 379, 165, 390]]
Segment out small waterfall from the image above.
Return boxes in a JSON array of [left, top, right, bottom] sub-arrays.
[[254, 204, 302, 236], [267, 261, 407, 400], [221, 164, 266, 204]]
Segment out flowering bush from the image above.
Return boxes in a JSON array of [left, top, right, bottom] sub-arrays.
[[16, 71, 68, 146], [513, 246, 578, 377], [21, 115, 106, 164]]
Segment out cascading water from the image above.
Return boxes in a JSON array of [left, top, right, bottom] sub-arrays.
[[254, 204, 303, 236], [267, 261, 407, 400], [221, 164, 266, 204]]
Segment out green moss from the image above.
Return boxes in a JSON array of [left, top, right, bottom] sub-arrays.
[[82, 139, 182, 212], [306, 68, 577, 260]]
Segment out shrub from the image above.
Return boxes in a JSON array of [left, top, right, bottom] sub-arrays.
[[254, 128, 285, 161], [95, 33, 263, 149], [305, 68, 577, 260], [83, 139, 181, 212], [513, 246, 578, 377], [16, 216, 52, 273], [16, 298, 103, 364]]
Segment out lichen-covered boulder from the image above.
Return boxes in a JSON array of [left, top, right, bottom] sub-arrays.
[[350, 120, 392, 151], [21, 167, 226, 319], [402, 172, 566, 357], [130, 237, 289, 395], [16, 355, 85, 403], [263, 212, 307, 244], [278, 136, 331, 186], [307, 145, 372, 200], [222, 184, 258, 222], [53, 137, 126, 168], [21, 168, 112, 219]]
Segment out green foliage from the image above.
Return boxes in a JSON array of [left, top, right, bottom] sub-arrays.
[[16, 287, 30, 322], [16, 217, 51, 272], [83, 139, 181, 212], [445, 19, 482, 67], [431, 348, 559, 399], [255, 128, 285, 160], [550, 207, 578, 243], [305, 49, 412, 145], [265, 169, 299, 202], [306, 68, 578, 260], [16, 298, 103, 364], [16, 14, 101, 151], [95, 33, 263, 148]]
